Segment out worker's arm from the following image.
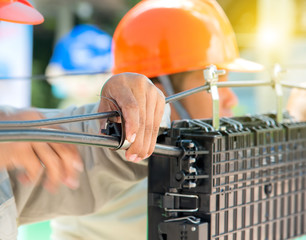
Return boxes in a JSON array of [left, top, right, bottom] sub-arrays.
[[10, 103, 149, 225], [0, 109, 83, 193], [3, 73, 165, 224], [1, 73, 165, 192]]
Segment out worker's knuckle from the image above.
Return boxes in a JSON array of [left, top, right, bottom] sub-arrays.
[[133, 73, 147, 81], [53, 143, 71, 156], [134, 76, 150, 89], [138, 117, 146, 128], [152, 125, 160, 135], [126, 101, 139, 111]]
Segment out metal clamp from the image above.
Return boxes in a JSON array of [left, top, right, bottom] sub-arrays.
[[220, 117, 244, 131], [189, 119, 215, 132], [203, 65, 226, 130], [164, 216, 201, 224], [164, 192, 199, 212], [272, 64, 285, 123], [253, 114, 276, 127]]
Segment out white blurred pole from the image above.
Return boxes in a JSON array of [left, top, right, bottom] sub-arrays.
[[0, 14, 33, 240], [0, 22, 33, 107]]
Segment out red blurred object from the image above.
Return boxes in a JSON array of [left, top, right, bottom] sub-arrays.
[[0, 0, 44, 25]]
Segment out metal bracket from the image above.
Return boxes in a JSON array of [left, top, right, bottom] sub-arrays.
[[272, 64, 285, 123], [220, 117, 244, 131], [101, 122, 131, 150], [164, 216, 201, 224], [203, 65, 226, 130], [164, 192, 199, 212]]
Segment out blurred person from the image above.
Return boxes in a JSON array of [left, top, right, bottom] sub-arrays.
[[46, 24, 113, 108], [0, 1, 165, 239], [287, 83, 306, 121], [50, 0, 263, 240]]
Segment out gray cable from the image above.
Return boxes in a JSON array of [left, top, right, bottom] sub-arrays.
[[158, 75, 191, 119]]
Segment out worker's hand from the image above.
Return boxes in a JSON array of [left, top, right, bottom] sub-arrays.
[[287, 87, 306, 121], [0, 110, 83, 192], [99, 73, 165, 162]]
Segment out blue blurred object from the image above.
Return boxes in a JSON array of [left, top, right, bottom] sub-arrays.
[[50, 24, 113, 73], [0, 61, 9, 77]]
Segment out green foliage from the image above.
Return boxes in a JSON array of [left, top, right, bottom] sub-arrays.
[[31, 19, 61, 108], [31, 80, 61, 109]]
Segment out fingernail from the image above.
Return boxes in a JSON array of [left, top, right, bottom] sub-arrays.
[[128, 154, 137, 162], [128, 133, 136, 143], [65, 178, 79, 189], [73, 161, 84, 172]]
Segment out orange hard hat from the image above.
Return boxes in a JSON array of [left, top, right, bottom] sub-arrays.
[[112, 0, 262, 78], [0, 0, 44, 25]]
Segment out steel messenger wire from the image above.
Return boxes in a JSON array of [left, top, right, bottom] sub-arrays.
[[0, 111, 182, 157], [0, 75, 305, 157]]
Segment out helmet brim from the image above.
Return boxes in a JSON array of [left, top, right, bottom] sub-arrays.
[[0, 1, 44, 25], [219, 58, 264, 72]]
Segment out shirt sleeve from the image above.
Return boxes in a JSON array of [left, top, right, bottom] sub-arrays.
[[5, 103, 147, 225]]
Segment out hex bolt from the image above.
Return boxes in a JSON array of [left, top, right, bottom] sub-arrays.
[[184, 182, 197, 188], [189, 157, 196, 164], [175, 172, 183, 181], [189, 167, 197, 174], [189, 142, 195, 148]]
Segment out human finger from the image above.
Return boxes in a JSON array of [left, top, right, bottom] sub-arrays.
[[33, 142, 62, 192], [50, 142, 83, 190], [9, 142, 44, 183], [128, 86, 159, 162], [146, 91, 165, 158], [126, 81, 165, 161], [124, 84, 147, 161]]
